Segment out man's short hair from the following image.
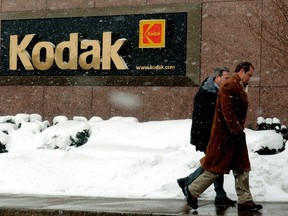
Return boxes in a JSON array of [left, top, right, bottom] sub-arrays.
[[235, 62, 254, 73], [213, 67, 230, 77]]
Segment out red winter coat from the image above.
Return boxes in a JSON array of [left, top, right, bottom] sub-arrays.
[[200, 73, 251, 174]]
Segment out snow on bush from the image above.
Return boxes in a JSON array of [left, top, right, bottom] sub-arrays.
[[255, 116, 287, 154], [0, 123, 17, 134], [0, 114, 91, 152], [39, 120, 91, 150], [14, 113, 30, 128], [0, 116, 14, 124], [0, 113, 286, 155], [53, 115, 68, 125], [0, 131, 9, 153], [246, 129, 283, 154]]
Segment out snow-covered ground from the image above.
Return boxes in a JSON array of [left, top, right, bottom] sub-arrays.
[[0, 114, 287, 202]]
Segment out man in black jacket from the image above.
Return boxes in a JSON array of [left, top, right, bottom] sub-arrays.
[[177, 67, 236, 206]]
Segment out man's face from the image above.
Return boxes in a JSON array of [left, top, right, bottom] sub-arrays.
[[241, 67, 254, 87], [217, 71, 230, 86]]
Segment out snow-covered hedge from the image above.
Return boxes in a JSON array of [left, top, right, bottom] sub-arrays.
[[0, 114, 91, 152], [39, 120, 91, 150], [255, 116, 287, 155], [0, 114, 286, 155]]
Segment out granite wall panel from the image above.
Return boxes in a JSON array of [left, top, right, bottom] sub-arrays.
[[201, 0, 261, 86], [108, 87, 145, 121], [94, 0, 146, 7], [47, 0, 94, 10], [142, 87, 176, 121], [92, 87, 113, 120], [246, 87, 261, 128], [259, 0, 288, 87], [43, 86, 93, 122], [0, 86, 44, 116], [260, 87, 288, 125], [1, 0, 46, 12]]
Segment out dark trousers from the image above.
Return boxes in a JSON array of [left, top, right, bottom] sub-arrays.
[[184, 166, 227, 198]]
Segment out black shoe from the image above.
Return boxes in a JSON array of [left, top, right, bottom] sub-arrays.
[[184, 186, 198, 209], [214, 196, 237, 206], [177, 178, 187, 197], [238, 201, 263, 211]]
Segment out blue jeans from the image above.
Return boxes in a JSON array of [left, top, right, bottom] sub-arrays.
[[184, 166, 227, 199]]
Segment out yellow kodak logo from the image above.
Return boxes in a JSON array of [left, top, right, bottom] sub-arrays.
[[139, 19, 165, 48]]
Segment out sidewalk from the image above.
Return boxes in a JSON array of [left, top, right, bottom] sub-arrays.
[[0, 194, 287, 215]]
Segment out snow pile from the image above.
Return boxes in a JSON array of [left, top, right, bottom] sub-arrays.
[[0, 113, 287, 202]]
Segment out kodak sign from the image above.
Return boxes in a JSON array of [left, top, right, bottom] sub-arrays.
[[9, 32, 128, 71], [139, 19, 166, 48], [0, 9, 193, 80]]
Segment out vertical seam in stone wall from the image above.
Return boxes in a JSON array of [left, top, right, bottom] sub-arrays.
[[42, 85, 46, 121], [141, 89, 145, 122], [143, 90, 146, 121], [89, 0, 94, 8], [91, 86, 94, 119], [199, 2, 203, 82], [259, 0, 263, 116]]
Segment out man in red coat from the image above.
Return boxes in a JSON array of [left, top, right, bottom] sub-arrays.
[[177, 67, 236, 206], [185, 62, 263, 212]]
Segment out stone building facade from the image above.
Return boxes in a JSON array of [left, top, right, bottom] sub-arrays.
[[0, 0, 287, 128]]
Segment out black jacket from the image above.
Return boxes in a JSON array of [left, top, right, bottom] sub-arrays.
[[190, 76, 218, 152]]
